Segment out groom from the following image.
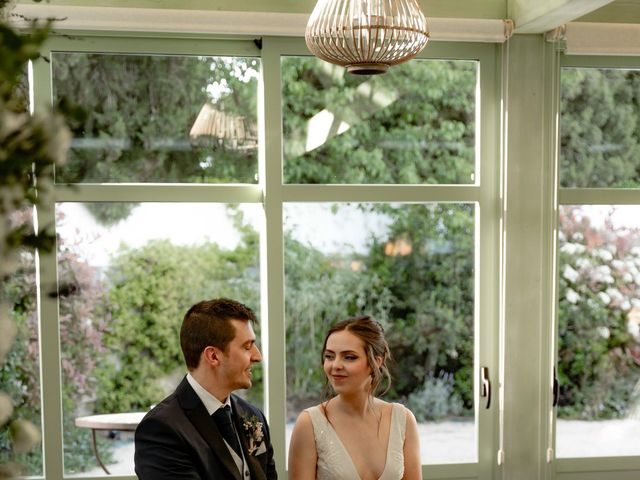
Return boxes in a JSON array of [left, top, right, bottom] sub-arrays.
[[135, 298, 277, 480]]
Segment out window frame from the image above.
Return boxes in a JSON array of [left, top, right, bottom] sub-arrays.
[[30, 33, 500, 479], [554, 53, 640, 479]]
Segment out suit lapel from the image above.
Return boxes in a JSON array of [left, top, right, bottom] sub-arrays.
[[231, 396, 267, 480], [177, 379, 242, 480]]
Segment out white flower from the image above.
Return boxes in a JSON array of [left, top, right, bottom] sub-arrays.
[[605, 287, 624, 305], [598, 291, 611, 305], [592, 265, 614, 284], [622, 272, 633, 283], [596, 326, 610, 339], [565, 288, 580, 304], [628, 320, 640, 340], [575, 257, 592, 270], [560, 242, 586, 255], [621, 300, 631, 311], [241, 415, 264, 455], [594, 249, 614, 262], [611, 259, 625, 271], [10, 419, 41, 454], [0, 392, 13, 427], [571, 232, 584, 242], [563, 265, 580, 283], [627, 308, 640, 340]]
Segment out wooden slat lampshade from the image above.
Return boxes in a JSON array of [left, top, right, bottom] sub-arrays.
[[305, 0, 429, 75]]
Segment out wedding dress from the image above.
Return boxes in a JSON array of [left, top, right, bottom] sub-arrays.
[[306, 403, 407, 480]]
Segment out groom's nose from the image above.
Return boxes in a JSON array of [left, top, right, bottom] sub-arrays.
[[251, 343, 262, 362]]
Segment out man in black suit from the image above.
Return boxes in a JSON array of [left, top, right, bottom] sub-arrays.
[[134, 298, 277, 480]]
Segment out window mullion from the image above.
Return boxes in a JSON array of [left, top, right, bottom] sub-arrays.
[[259, 36, 287, 476], [33, 45, 65, 480]]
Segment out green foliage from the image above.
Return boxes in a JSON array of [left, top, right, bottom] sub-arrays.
[[52, 54, 260, 187], [282, 58, 476, 184], [560, 68, 640, 188], [284, 203, 475, 418], [57, 234, 116, 472], [0, 221, 114, 475], [94, 228, 260, 413], [284, 233, 395, 414], [0, 258, 41, 474], [0, 3, 76, 476], [0, 21, 65, 263], [280, 57, 478, 418], [406, 372, 464, 421], [364, 204, 475, 411]]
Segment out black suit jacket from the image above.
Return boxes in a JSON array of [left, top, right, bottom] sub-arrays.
[[134, 377, 277, 480]]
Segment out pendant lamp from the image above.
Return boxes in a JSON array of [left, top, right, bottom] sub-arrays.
[[305, 0, 429, 75]]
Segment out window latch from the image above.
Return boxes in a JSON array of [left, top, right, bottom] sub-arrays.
[[480, 366, 491, 409]]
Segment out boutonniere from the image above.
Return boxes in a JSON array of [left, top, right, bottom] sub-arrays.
[[241, 415, 264, 455]]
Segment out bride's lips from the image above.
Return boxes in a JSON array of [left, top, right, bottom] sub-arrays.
[[331, 375, 347, 381]]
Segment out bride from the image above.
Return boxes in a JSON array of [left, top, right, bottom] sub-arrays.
[[288, 316, 422, 480]]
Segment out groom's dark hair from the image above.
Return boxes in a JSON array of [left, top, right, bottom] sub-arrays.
[[180, 297, 257, 370]]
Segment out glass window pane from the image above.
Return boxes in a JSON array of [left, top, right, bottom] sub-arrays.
[[560, 68, 640, 188], [52, 54, 260, 184], [282, 58, 477, 185], [0, 209, 42, 476], [557, 205, 640, 458], [56, 202, 261, 475], [284, 203, 476, 465]]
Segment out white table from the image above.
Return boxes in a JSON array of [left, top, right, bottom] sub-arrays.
[[75, 412, 146, 475]]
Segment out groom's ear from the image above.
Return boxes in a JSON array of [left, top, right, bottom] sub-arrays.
[[202, 346, 222, 367]]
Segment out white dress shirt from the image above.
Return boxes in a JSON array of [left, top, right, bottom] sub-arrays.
[[186, 373, 250, 478]]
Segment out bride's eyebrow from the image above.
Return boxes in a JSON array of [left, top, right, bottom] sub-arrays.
[[325, 349, 358, 355]]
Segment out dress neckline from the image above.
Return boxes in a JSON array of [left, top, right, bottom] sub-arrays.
[[320, 402, 398, 480]]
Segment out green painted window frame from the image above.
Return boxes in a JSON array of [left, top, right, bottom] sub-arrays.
[[554, 53, 640, 480], [29, 33, 501, 479]]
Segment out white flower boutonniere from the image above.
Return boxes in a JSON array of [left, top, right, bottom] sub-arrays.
[[241, 415, 264, 455]]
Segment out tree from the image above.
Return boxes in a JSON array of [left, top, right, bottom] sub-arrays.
[[53, 54, 260, 189], [281, 57, 477, 419], [94, 218, 260, 413], [283, 203, 475, 420], [560, 68, 640, 188], [282, 57, 476, 184]]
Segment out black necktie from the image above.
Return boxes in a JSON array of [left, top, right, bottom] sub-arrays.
[[212, 405, 242, 457]]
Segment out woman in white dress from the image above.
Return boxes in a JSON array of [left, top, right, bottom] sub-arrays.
[[288, 316, 422, 480]]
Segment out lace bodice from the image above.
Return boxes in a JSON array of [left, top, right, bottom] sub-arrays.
[[306, 402, 407, 480]]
